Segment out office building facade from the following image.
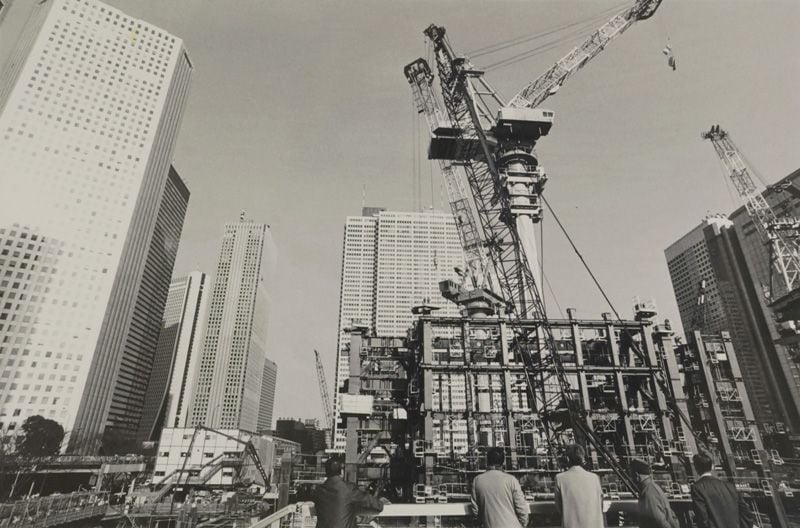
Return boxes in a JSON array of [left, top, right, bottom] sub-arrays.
[[189, 216, 276, 433], [331, 208, 464, 450], [665, 216, 780, 426], [257, 358, 277, 433], [137, 271, 209, 443], [728, 168, 800, 432], [0, 0, 191, 451]]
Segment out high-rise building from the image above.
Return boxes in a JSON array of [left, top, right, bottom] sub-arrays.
[[189, 216, 276, 433], [331, 208, 464, 450], [0, 0, 192, 451], [258, 358, 277, 433], [137, 271, 209, 443], [665, 216, 779, 426], [728, 169, 800, 432]]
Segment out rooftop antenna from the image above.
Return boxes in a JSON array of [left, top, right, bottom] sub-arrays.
[[362, 183, 367, 209]]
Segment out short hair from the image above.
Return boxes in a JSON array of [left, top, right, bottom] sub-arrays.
[[693, 451, 714, 474], [565, 444, 585, 467], [324, 457, 343, 477], [486, 447, 505, 467], [630, 458, 651, 476]]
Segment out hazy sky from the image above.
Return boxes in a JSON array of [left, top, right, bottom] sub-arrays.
[[4, 0, 799, 425]]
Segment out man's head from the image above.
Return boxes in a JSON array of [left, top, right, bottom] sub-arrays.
[[564, 444, 585, 467], [324, 457, 343, 478], [486, 447, 505, 468], [630, 458, 651, 483], [692, 451, 714, 475]]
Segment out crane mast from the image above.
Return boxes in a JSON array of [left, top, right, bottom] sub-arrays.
[[314, 349, 334, 434], [702, 125, 800, 298]]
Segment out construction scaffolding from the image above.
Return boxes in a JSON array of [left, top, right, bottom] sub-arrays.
[[402, 305, 697, 505], [679, 330, 793, 526], [336, 301, 701, 505]]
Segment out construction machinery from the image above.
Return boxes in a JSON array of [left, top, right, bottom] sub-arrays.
[[702, 125, 800, 301], [314, 350, 335, 434], [404, 0, 666, 494], [153, 426, 270, 509]]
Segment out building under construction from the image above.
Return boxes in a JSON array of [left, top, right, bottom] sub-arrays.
[[336, 300, 794, 526], [338, 299, 698, 505], [678, 331, 793, 524]]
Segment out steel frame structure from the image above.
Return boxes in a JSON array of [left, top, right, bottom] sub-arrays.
[[679, 330, 789, 526], [406, 311, 695, 501]]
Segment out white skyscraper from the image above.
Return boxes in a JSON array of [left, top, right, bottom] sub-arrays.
[[0, 0, 192, 451], [189, 216, 276, 433], [137, 271, 210, 442], [331, 208, 464, 450]]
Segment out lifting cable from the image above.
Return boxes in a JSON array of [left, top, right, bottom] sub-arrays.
[[541, 195, 708, 454], [467, 1, 628, 58], [483, 17, 615, 72]]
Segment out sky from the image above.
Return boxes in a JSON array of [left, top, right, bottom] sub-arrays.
[[3, 0, 799, 426]]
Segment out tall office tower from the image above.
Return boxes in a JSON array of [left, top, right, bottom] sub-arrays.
[[331, 208, 464, 450], [189, 216, 276, 433], [0, 0, 192, 451], [137, 271, 209, 443], [728, 168, 800, 432], [257, 358, 277, 433], [665, 216, 785, 429]]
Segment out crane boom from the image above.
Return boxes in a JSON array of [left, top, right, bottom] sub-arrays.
[[702, 125, 800, 297], [508, 0, 664, 109], [404, 59, 490, 290], [315, 350, 334, 433]]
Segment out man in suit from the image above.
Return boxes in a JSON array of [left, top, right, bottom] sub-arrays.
[[312, 457, 385, 528], [554, 444, 604, 528], [690, 451, 754, 528], [470, 447, 529, 528], [631, 458, 679, 528]]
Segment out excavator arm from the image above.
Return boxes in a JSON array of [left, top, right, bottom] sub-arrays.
[[508, 0, 664, 109]]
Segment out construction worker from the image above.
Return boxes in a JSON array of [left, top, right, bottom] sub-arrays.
[[631, 458, 679, 528], [554, 444, 604, 528], [312, 457, 385, 528], [470, 447, 529, 528]]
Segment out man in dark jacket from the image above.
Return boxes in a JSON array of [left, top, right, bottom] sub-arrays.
[[312, 457, 384, 528], [631, 458, 679, 528], [690, 451, 754, 528]]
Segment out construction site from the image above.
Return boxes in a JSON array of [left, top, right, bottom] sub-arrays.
[[324, 0, 800, 526], [1, 1, 799, 527]]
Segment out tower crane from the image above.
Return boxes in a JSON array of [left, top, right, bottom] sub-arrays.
[[314, 350, 334, 433], [702, 125, 800, 300], [405, 0, 666, 493]]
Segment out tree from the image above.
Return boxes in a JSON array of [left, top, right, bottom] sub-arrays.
[[15, 415, 64, 457]]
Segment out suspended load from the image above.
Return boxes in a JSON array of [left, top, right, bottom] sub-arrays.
[[662, 44, 676, 71]]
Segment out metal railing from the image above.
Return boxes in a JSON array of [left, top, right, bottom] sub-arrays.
[[0, 491, 109, 528], [249, 500, 691, 528]]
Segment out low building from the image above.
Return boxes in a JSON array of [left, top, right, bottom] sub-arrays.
[[154, 428, 275, 490], [275, 418, 327, 454]]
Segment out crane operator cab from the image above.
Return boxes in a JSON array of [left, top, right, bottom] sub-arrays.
[[493, 107, 554, 144]]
